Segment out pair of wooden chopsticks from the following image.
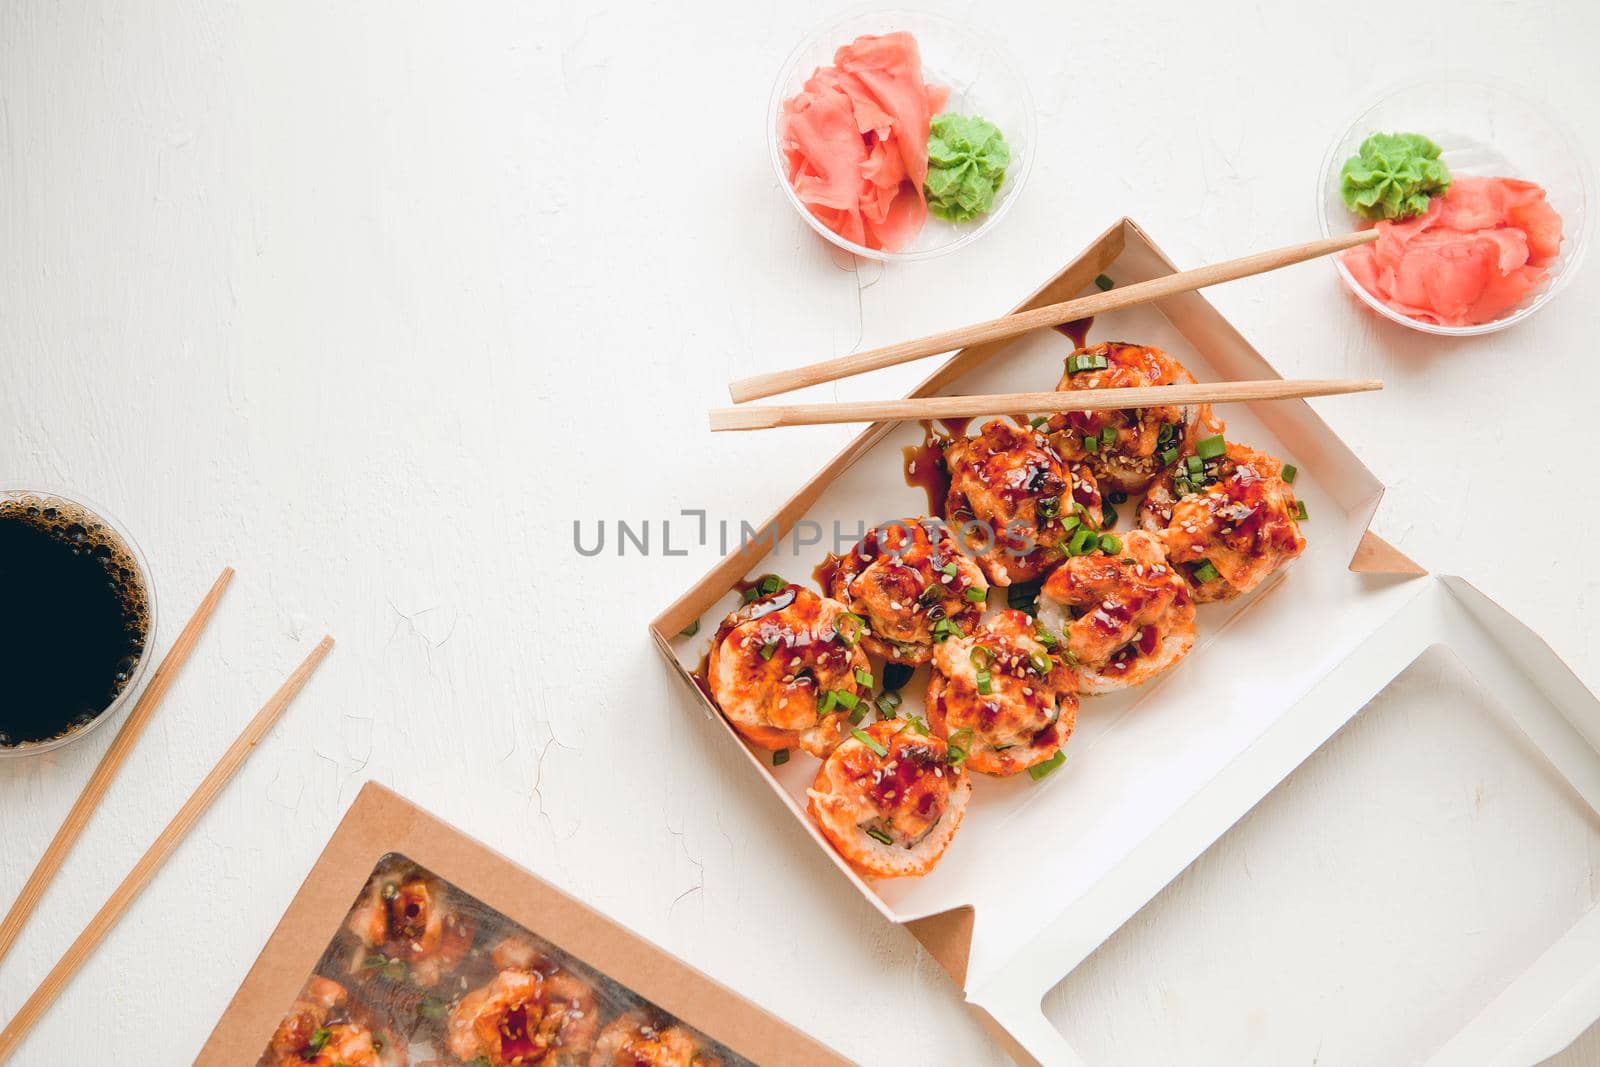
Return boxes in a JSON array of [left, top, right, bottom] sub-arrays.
[[0, 568, 333, 1063], [710, 229, 1383, 431]]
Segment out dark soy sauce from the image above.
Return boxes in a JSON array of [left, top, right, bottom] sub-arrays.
[[902, 420, 956, 516], [0, 496, 149, 747], [1055, 317, 1094, 350]]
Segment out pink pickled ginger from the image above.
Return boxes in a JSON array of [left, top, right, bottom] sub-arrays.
[[779, 33, 948, 252], [1342, 175, 1564, 327]]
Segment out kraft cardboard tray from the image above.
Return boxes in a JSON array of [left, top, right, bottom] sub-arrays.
[[650, 219, 1600, 1063], [199, 781, 851, 1066]]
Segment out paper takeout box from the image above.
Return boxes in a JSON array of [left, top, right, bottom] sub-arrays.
[[650, 220, 1600, 1063], [199, 781, 851, 1066]]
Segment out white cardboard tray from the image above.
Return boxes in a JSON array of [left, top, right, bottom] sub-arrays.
[[985, 575, 1600, 1065], [648, 221, 1599, 1064]]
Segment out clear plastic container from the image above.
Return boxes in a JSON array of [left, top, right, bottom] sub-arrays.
[[769, 9, 1036, 262], [1317, 79, 1593, 335], [0, 489, 158, 758]]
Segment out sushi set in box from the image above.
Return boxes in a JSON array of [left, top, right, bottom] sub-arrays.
[[200, 783, 851, 1067], [651, 220, 1600, 1065]]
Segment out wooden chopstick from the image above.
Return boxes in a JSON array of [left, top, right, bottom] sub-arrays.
[[710, 378, 1382, 432], [0, 567, 234, 971], [0, 635, 334, 1065], [727, 230, 1380, 403]]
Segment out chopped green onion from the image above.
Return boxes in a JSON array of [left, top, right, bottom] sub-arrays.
[[1294, 499, 1309, 521], [1281, 463, 1298, 483], [1083, 434, 1100, 453], [835, 612, 865, 647], [976, 670, 993, 695], [1157, 423, 1177, 445], [1186, 454, 1203, 475], [932, 617, 952, 641], [834, 691, 860, 711], [964, 585, 987, 604], [1109, 490, 1128, 505], [818, 691, 840, 714], [1192, 560, 1220, 584], [1059, 513, 1081, 535], [946, 728, 973, 765], [876, 692, 901, 716], [854, 667, 873, 688], [1174, 478, 1194, 497], [1034, 627, 1058, 648], [941, 561, 959, 577], [853, 729, 888, 757], [773, 748, 790, 766], [760, 574, 784, 594], [1195, 434, 1226, 460], [741, 586, 760, 604], [760, 641, 778, 661], [1101, 504, 1118, 529], [919, 582, 941, 604], [1037, 495, 1061, 519], [1100, 534, 1122, 554], [865, 827, 894, 845], [970, 644, 994, 669], [906, 715, 931, 736], [1030, 415, 1049, 429], [678, 619, 700, 638], [1028, 650, 1053, 674], [1161, 447, 1180, 467], [1094, 273, 1114, 291], [309, 1029, 332, 1053], [1068, 527, 1097, 555], [1028, 750, 1067, 781], [849, 704, 869, 725], [1101, 426, 1118, 448]]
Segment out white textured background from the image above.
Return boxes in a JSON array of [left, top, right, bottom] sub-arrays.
[[2, 1, 1598, 1064]]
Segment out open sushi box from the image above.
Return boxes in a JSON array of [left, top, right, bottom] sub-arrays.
[[647, 220, 1600, 1065]]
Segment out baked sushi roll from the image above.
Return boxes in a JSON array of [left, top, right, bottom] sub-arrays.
[[444, 938, 599, 1067], [344, 866, 474, 988], [819, 518, 989, 665], [707, 582, 871, 757], [942, 418, 1102, 587], [807, 719, 971, 879], [1036, 529, 1196, 693], [1138, 437, 1306, 603], [1046, 341, 1222, 496], [589, 1010, 723, 1067], [262, 977, 406, 1067], [925, 608, 1078, 776]]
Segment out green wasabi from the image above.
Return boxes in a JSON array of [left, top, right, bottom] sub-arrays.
[[1339, 132, 1452, 221], [924, 113, 1010, 224]]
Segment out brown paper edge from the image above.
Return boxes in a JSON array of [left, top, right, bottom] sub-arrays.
[[197, 781, 852, 1067], [906, 904, 976, 986], [1350, 529, 1427, 576]]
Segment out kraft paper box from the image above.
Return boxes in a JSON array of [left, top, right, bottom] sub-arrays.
[[200, 781, 850, 1066]]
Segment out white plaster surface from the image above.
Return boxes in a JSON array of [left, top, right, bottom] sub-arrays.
[[1, 1, 1598, 1063]]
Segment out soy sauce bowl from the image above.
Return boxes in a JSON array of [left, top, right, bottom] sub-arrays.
[[769, 9, 1036, 262], [0, 489, 158, 759]]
